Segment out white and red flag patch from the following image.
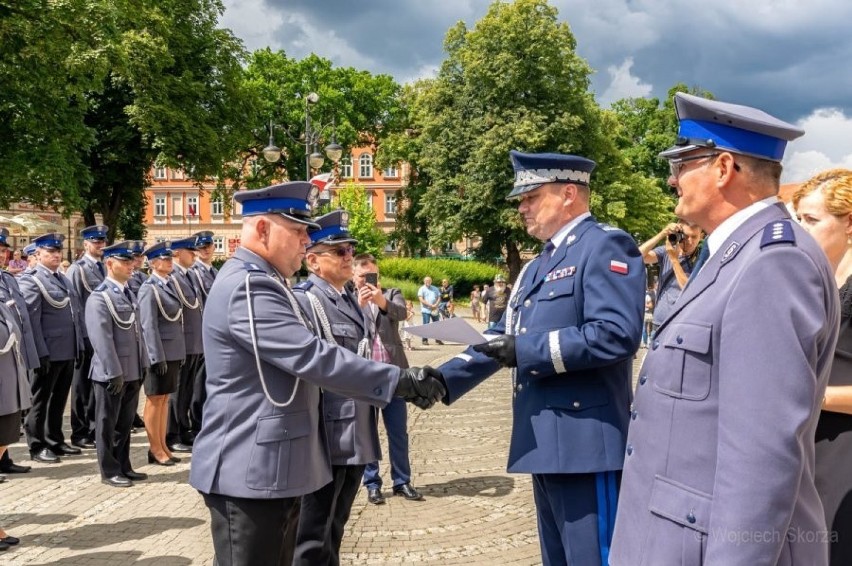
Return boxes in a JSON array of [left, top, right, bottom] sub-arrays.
[[610, 260, 628, 275]]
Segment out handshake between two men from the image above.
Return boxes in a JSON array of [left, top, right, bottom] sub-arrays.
[[394, 335, 518, 410]]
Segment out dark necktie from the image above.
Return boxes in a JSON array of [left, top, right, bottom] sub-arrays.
[[124, 287, 134, 304], [53, 272, 67, 290], [96, 262, 105, 277], [688, 245, 711, 282], [534, 240, 556, 283]]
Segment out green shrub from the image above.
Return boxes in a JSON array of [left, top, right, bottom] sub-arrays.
[[378, 258, 504, 301]]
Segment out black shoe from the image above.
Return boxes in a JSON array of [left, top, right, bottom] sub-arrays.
[[31, 448, 61, 464], [0, 462, 31, 474], [167, 443, 193, 453], [147, 451, 175, 466], [422, 339, 428, 345], [367, 487, 386, 505], [102, 475, 133, 488], [71, 438, 95, 449], [0, 475, 6, 483], [392, 483, 423, 501], [132, 414, 145, 429], [169, 455, 182, 463], [1, 536, 19, 545], [52, 443, 82, 456], [436, 340, 445, 345], [0, 541, 8, 551], [123, 470, 148, 481]]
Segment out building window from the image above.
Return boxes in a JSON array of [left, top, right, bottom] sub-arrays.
[[187, 196, 199, 218], [384, 192, 397, 215], [359, 153, 373, 178], [171, 196, 183, 219], [213, 236, 225, 254], [154, 166, 167, 180], [383, 164, 399, 178], [154, 195, 166, 216], [339, 157, 353, 178], [365, 192, 373, 211], [172, 169, 185, 180], [211, 197, 223, 216]]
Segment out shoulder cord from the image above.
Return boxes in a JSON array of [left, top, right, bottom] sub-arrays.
[[78, 265, 95, 294], [152, 285, 183, 323], [29, 275, 71, 309], [504, 261, 533, 392], [245, 272, 309, 408], [171, 276, 200, 310], [305, 291, 371, 359], [191, 269, 209, 299], [101, 291, 136, 330], [0, 322, 25, 376]]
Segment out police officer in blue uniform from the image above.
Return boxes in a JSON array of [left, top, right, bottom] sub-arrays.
[[0, 228, 37, 474], [87, 241, 149, 487], [292, 210, 383, 565], [126, 240, 149, 297], [188, 230, 216, 439], [189, 182, 445, 566], [165, 235, 203, 452], [65, 224, 109, 451], [610, 94, 840, 565], [436, 151, 645, 566], [19, 233, 86, 464]]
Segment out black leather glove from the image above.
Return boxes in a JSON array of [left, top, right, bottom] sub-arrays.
[[38, 355, 51, 374], [106, 375, 125, 395], [473, 335, 517, 367], [395, 366, 446, 409], [74, 350, 85, 369], [153, 361, 168, 376]]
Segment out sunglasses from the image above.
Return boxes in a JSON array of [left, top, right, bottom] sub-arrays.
[[313, 245, 355, 258]]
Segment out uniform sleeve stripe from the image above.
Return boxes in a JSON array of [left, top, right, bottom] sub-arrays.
[[455, 353, 473, 363], [549, 331, 566, 373]]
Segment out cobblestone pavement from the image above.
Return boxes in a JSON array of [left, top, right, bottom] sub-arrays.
[[0, 310, 646, 565]]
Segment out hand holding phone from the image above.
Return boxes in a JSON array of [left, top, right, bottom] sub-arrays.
[[365, 272, 378, 286]]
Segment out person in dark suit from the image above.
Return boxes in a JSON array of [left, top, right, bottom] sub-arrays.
[[65, 224, 108, 451], [165, 235, 203, 452], [0, 228, 37, 475], [353, 253, 422, 504], [188, 230, 216, 440], [293, 211, 385, 565], [188, 182, 445, 566], [0, 301, 30, 550], [137, 241, 185, 466], [19, 233, 86, 464], [87, 241, 149, 488], [610, 94, 840, 565], [435, 151, 645, 566]]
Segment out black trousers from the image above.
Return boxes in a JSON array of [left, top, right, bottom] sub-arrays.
[[293, 464, 365, 566], [24, 359, 74, 453], [93, 379, 141, 478], [202, 491, 301, 566], [189, 354, 206, 434], [167, 353, 201, 445], [70, 341, 96, 443]]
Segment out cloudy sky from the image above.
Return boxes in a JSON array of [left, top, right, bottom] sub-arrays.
[[220, 0, 852, 183]]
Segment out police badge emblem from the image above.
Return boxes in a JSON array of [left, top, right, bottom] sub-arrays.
[[340, 211, 350, 229], [307, 185, 320, 211]]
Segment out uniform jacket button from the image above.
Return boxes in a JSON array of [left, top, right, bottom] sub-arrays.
[[524, 299, 531, 307], [631, 410, 637, 420], [572, 400, 580, 408], [652, 340, 660, 350], [687, 510, 696, 524], [548, 291, 555, 297], [676, 335, 684, 344], [520, 327, 527, 334], [626, 444, 633, 455], [639, 375, 647, 385], [530, 370, 539, 376], [516, 383, 523, 392]]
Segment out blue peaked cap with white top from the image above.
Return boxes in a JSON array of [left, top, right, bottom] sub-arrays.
[[103, 240, 135, 260], [508, 150, 597, 198], [81, 225, 109, 240], [33, 232, 65, 250], [234, 181, 321, 230], [308, 210, 358, 248], [659, 92, 805, 162]]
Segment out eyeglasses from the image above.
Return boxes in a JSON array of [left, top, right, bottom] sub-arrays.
[[668, 153, 720, 179], [313, 245, 355, 258]]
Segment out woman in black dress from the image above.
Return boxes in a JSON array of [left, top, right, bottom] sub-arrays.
[[136, 243, 185, 466], [794, 168, 852, 564], [0, 302, 31, 551]]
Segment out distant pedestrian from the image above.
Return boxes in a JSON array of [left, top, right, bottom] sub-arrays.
[[482, 274, 509, 329], [470, 285, 482, 322], [6, 250, 26, 276], [416, 277, 442, 345]]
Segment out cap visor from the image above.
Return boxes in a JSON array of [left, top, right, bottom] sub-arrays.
[[280, 213, 321, 231], [506, 183, 544, 200], [658, 144, 701, 160]]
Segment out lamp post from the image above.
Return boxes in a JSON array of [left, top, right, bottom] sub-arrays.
[[261, 92, 343, 181]]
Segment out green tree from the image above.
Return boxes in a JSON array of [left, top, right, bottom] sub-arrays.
[[390, 0, 666, 278], [332, 182, 387, 259]]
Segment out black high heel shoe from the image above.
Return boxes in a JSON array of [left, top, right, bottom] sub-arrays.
[[147, 450, 175, 466], [169, 455, 182, 463]]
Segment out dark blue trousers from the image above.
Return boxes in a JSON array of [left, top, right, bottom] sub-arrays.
[[363, 396, 411, 489], [532, 471, 619, 566]]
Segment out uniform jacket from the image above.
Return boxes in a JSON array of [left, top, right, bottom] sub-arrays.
[[366, 287, 410, 370], [65, 255, 106, 329], [190, 260, 217, 299], [127, 270, 148, 297], [610, 203, 840, 566], [189, 247, 399, 500], [170, 265, 204, 355], [0, 270, 40, 369], [0, 302, 33, 415], [19, 264, 85, 361], [85, 280, 147, 383], [137, 276, 186, 364], [297, 274, 381, 466], [439, 216, 644, 474]]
